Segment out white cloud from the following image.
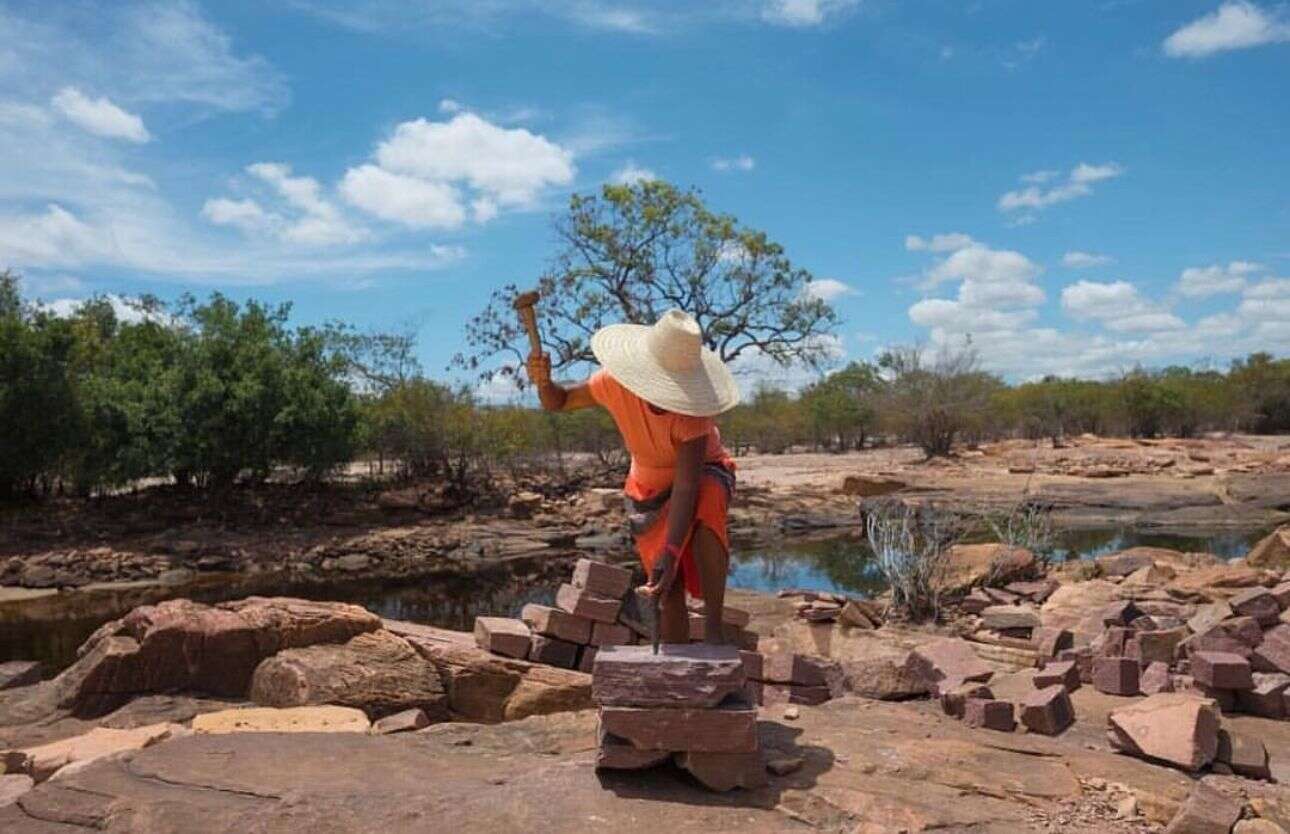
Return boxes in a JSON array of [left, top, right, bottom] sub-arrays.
[[203, 162, 368, 246], [1244, 277, 1290, 299], [712, 154, 756, 172], [1164, 1, 1290, 58], [438, 98, 463, 114], [50, 87, 150, 143], [1061, 280, 1184, 333], [761, 0, 859, 27], [1176, 260, 1263, 297], [200, 197, 272, 234], [924, 243, 1042, 289], [905, 232, 975, 253], [804, 278, 856, 301], [997, 162, 1124, 215], [338, 113, 574, 230], [610, 161, 658, 185], [1062, 251, 1114, 268], [1020, 170, 1059, 184], [37, 294, 160, 325]]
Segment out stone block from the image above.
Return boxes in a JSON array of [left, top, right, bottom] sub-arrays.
[[1107, 693, 1220, 772], [674, 750, 768, 792], [1163, 783, 1241, 834], [1236, 672, 1289, 718], [1189, 680, 1237, 713], [1140, 661, 1174, 695], [963, 698, 1015, 732], [1191, 651, 1253, 690], [1093, 656, 1140, 696], [528, 635, 579, 669], [598, 696, 757, 753], [1020, 685, 1074, 736], [1127, 628, 1187, 667], [1102, 600, 1142, 627], [1098, 551, 1155, 577], [1252, 624, 1290, 675], [1057, 647, 1095, 683], [905, 638, 993, 689], [1187, 601, 1234, 637], [1100, 626, 1130, 657], [980, 605, 1040, 631], [520, 603, 592, 645], [1230, 586, 1282, 626], [571, 558, 633, 599], [1215, 728, 1271, 781], [589, 621, 632, 647], [758, 645, 844, 691], [473, 617, 531, 659], [1032, 627, 1073, 660], [940, 682, 993, 718], [1270, 581, 1290, 610], [371, 708, 429, 735], [1005, 579, 1058, 603], [739, 649, 763, 680], [1033, 660, 1080, 693], [591, 644, 745, 708], [595, 725, 671, 771], [192, 705, 370, 735], [2, 723, 185, 783], [578, 646, 598, 674], [838, 600, 880, 628], [555, 583, 621, 624]]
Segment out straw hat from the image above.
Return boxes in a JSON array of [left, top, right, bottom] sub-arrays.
[[590, 310, 740, 417]]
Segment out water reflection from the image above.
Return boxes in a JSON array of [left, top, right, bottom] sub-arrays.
[[729, 535, 887, 598]]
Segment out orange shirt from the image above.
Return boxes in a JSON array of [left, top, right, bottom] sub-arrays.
[[587, 369, 731, 500]]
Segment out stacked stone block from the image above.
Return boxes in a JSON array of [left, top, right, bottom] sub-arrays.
[[740, 639, 844, 706]]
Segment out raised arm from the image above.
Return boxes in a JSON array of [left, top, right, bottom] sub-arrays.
[[525, 353, 596, 412]]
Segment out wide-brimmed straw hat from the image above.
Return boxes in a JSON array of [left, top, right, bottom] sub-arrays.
[[590, 309, 740, 417]]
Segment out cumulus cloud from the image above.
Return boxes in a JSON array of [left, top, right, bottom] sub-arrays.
[[610, 161, 658, 185], [712, 154, 756, 172], [51, 87, 150, 143], [1244, 277, 1290, 299], [804, 278, 856, 301], [338, 113, 575, 229], [1176, 261, 1263, 297], [761, 0, 859, 27], [905, 232, 975, 253], [1164, 1, 1290, 58], [1062, 251, 1114, 268], [997, 162, 1124, 216], [1061, 280, 1184, 333], [203, 162, 367, 246]]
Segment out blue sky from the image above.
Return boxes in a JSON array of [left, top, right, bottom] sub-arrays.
[[1, 0, 1287, 394]]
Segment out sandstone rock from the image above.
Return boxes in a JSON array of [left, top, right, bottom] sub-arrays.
[[589, 621, 632, 647], [839, 600, 880, 629], [941, 682, 993, 718], [905, 638, 993, 690], [1247, 526, 1289, 570], [595, 727, 671, 770], [1252, 625, 1290, 675], [598, 696, 757, 753], [528, 635, 579, 669], [371, 708, 429, 734], [58, 597, 381, 716], [1128, 628, 1188, 667], [1236, 673, 1290, 718], [1216, 728, 1271, 781], [1032, 627, 1073, 659], [1005, 580, 1059, 603], [1020, 685, 1074, 735], [1269, 581, 1290, 609], [674, 750, 767, 792], [555, 583, 621, 624], [192, 705, 370, 734], [963, 698, 1015, 732], [1107, 693, 1220, 772], [592, 644, 745, 708], [981, 605, 1040, 631], [389, 620, 591, 722], [942, 543, 1037, 592], [1231, 587, 1283, 626], [1234, 821, 1288, 834], [1187, 616, 1264, 659], [249, 630, 448, 720], [1192, 651, 1253, 690], [1103, 600, 1143, 627], [1093, 656, 1140, 696], [1099, 551, 1157, 577], [1164, 783, 1242, 834], [3, 722, 183, 782], [473, 617, 531, 659], [756, 644, 844, 691], [616, 589, 656, 638], [1141, 662, 1175, 695], [520, 603, 592, 645], [1170, 564, 1266, 596], [571, 559, 633, 599], [1188, 601, 1235, 636], [0, 774, 32, 807], [578, 646, 597, 673], [0, 660, 42, 691], [842, 647, 928, 701], [841, 475, 905, 497], [1034, 660, 1080, 693], [1126, 563, 1178, 585]]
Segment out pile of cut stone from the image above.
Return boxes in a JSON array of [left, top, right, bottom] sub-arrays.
[[473, 558, 757, 672], [592, 643, 767, 792], [1044, 583, 1290, 720], [741, 639, 845, 706], [778, 589, 885, 628], [929, 637, 1078, 736]]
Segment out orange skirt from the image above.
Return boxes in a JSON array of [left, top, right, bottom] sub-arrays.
[[633, 471, 730, 600]]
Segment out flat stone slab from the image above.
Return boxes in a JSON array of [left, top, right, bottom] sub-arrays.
[[2, 722, 185, 783], [474, 617, 531, 659], [1191, 651, 1253, 690], [598, 696, 757, 753], [192, 705, 371, 734], [555, 583, 621, 624], [571, 559, 633, 599], [905, 638, 993, 689], [1107, 693, 1220, 773], [980, 605, 1040, 631], [592, 644, 746, 708], [521, 603, 592, 645]]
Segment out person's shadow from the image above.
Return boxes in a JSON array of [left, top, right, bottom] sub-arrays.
[[596, 718, 835, 810]]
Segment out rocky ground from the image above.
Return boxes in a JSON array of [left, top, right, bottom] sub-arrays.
[[0, 526, 1287, 833]]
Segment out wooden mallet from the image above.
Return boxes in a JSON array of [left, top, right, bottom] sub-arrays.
[[512, 290, 542, 357]]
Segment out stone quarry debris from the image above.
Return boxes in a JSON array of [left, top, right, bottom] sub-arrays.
[[1163, 783, 1242, 834], [1237, 672, 1289, 718], [1020, 685, 1074, 735], [598, 697, 758, 754], [1191, 651, 1254, 690], [2, 722, 185, 783], [595, 725, 672, 770], [1246, 525, 1289, 570], [1215, 728, 1271, 781], [674, 750, 768, 792], [1253, 625, 1290, 675], [1107, 693, 1220, 772], [371, 708, 430, 735], [590, 621, 633, 647], [192, 705, 372, 734], [940, 682, 994, 718], [905, 638, 993, 690], [529, 634, 579, 669], [1034, 659, 1080, 692], [521, 603, 593, 645], [592, 644, 746, 708], [1141, 661, 1175, 695], [570, 557, 633, 599], [980, 604, 1041, 631], [473, 616, 531, 659], [1230, 587, 1282, 626], [963, 697, 1015, 732], [1093, 656, 1140, 696], [556, 582, 622, 624]]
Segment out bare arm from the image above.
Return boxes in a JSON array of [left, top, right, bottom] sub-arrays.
[[642, 436, 705, 598], [525, 353, 596, 412]]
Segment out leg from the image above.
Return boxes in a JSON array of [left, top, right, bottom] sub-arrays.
[[659, 570, 689, 644], [692, 524, 729, 645]]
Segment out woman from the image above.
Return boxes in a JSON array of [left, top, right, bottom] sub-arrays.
[[525, 309, 740, 645]]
